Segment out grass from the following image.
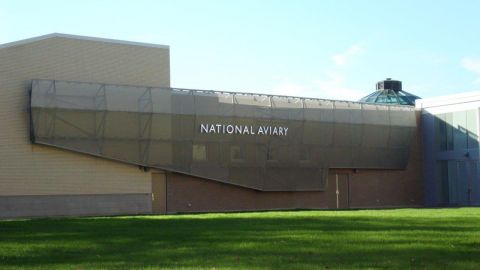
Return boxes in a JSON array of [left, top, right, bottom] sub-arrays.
[[0, 208, 479, 269]]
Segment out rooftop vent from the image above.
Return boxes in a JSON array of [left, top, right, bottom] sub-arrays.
[[377, 78, 402, 91]]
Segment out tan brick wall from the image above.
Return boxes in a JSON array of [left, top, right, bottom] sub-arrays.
[[0, 36, 170, 196]]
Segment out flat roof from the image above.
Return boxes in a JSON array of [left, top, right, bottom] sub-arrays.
[[0, 33, 169, 50], [416, 90, 480, 109]]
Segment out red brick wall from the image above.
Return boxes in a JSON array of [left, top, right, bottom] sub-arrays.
[[165, 112, 424, 213]]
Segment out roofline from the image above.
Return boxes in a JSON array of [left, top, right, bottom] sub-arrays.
[[415, 90, 480, 109], [0, 33, 169, 49], [32, 78, 417, 109]]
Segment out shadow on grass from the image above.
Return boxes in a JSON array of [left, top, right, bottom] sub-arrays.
[[1, 211, 479, 269]]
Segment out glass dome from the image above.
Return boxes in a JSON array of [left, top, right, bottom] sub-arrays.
[[359, 78, 420, 106]]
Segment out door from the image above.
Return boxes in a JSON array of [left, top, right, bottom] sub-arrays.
[[151, 173, 166, 214], [447, 160, 479, 206], [336, 174, 350, 209], [456, 161, 469, 205], [467, 161, 479, 206]]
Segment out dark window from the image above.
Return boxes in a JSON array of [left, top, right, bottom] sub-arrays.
[[300, 147, 311, 161], [267, 145, 277, 161], [230, 146, 244, 161]]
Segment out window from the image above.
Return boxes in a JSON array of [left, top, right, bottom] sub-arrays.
[[300, 147, 311, 161], [267, 145, 277, 161], [436, 160, 449, 204], [466, 110, 479, 149], [435, 109, 479, 152], [192, 144, 206, 161], [230, 146, 244, 161], [452, 111, 467, 150]]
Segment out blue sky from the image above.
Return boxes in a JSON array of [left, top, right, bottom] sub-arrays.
[[1, 0, 480, 100]]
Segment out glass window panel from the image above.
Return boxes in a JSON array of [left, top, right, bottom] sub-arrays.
[[267, 144, 277, 161], [300, 146, 311, 161], [434, 114, 447, 152], [230, 145, 244, 161], [466, 109, 479, 149], [453, 111, 467, 150], [445, 112, 454, 151], [447, 161, 458, 205], [192, 144, 207, 161], [457, 161, 469, 205], [471, 161, 480, 205], [436, 160, 449, 204]]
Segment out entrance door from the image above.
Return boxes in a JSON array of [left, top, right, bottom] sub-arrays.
[[151, 173, 166, 214], [469, 161, 480, 205], [336, 174, 350, 209], [456, 161, 469, 205], [466, 161, 479, 206], [446, 160, 479, 206]]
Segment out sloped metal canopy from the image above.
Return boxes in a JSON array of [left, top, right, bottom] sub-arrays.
[[29, 79, 417, 191]]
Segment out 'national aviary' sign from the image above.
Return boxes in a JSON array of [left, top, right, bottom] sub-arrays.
[[200, 123, 288, 136]]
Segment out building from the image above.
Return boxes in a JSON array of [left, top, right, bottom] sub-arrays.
[[417, 92, 480, 206], [1, 34, 425, 218]]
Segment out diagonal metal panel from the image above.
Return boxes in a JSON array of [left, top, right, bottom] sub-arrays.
[[29, 79, 417, 191]]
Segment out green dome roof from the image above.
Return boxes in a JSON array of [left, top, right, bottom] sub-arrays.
[[359, 78, 420, 106]]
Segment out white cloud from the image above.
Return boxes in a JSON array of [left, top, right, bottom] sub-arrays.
[[269, 73, 367, 101], [267, 44, 368, 101], [461, 57, 480, 84], [312, 72, 367, 100], [263, 43, 370, 101], [268, 81, 306, 97], [462, 58, 480, 73], [332, 44, 363, 67]]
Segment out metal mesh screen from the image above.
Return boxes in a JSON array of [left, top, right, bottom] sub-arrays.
[[30, 79, 417, 191]]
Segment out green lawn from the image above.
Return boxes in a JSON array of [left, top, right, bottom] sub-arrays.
[[1, 208, 479, 269]]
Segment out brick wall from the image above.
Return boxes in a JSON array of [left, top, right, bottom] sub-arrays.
[[0, 36, 170, 197]]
